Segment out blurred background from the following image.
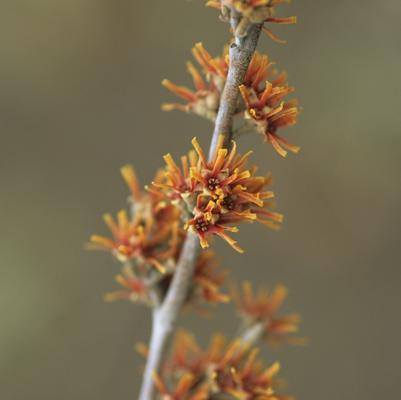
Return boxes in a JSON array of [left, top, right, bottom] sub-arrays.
[[1, 1, 401, 399]]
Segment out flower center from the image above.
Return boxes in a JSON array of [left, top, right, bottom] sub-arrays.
[[222, 196, 235, 210], [195, 216, 210, 232], [208, 177, 220, 191]]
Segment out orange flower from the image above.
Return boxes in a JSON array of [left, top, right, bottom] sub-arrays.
[[193, 251, 229, 305], [121, 164, 167, 213], [157, 136, 283, 252], [206, 340, 282, 398], [155, 150, 198, 203], [104, 265, 151, 305], [186, 201, 246, 253], [168, 330, 288, 399], [90, 166, 181, 273], [157, 250, 229, 309], [162, 43, 281, 122], [240, 83, 300, 157], [243, 51, 273, 90], [233, 281, 304, 346], [102, 244, 227, 310], [206, 0, 297, 43], [162, 42, 299, 157], [91, 164, 229, 309], [153, 372, 209, 400], [162, 43, 225, 121]]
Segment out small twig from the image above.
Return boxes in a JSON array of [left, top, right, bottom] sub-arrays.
[[138, 16, 263, 400]]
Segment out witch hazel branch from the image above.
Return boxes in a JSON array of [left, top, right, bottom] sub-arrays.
[[89, 1, 304, 399]]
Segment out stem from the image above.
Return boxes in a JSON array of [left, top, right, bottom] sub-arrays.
[[138, 233, 199, 400], [240, 322, 266, 345], [208, 19, 262, 160], [138, 18, 263, 400]]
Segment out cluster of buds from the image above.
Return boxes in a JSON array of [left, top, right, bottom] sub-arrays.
[[154, 330, 289, 399], [233, 281, 304, 346], [89, 165, 228, 309], [155, 136, 283, 252], [206, 0, 297, 42], [163, 43, 300, 157]]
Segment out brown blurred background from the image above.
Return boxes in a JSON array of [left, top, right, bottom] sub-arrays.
[[1, 1, 401, 399]]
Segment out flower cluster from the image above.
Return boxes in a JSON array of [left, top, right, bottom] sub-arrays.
[[153, 373, 209, 400], [104, 250, 228, 309], [90, 165, 180, 273], [240, 49, 300, 157], [163, 43, 300, 157], [90, 165, 228, 309], [155, 137, 283, 252], [233, 281, 304, 346], [162, 44, 276, 118], [89, 1, 305, 397], [156, 330, 288, 399], [206, 0, 297, 42], [240, 81, 300, 158], [162, 43, 227, 121]]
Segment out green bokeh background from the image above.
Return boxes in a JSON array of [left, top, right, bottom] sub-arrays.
[[1, 1, 400, 399]]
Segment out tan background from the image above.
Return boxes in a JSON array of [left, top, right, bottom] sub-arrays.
[[1, 1, 401, 399]]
